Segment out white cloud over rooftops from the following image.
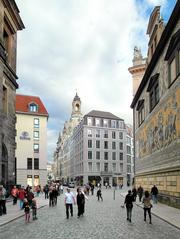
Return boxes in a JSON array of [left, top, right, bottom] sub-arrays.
[[16, 0, 176, 161]]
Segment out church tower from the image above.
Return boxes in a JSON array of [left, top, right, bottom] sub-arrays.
[[128, 46, 147, 96], [71, 92, 82, 119]]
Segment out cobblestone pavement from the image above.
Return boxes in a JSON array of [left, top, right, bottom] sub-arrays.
[[0, 189, 179, 239]]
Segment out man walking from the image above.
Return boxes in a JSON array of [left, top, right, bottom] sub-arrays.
[[65, 188, 75, 219], [151, 185, 158, 204]]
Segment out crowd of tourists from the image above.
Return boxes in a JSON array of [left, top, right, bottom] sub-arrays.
[[0, 182, 159, 225]]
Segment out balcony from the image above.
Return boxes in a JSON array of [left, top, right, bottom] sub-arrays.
[[100, 171, 113, 176]]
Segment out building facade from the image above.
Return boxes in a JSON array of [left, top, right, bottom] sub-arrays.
[[71, 110, 133, 186], [131, 2, 180, 208], [53, 93, 83, 182], [15, 94, 48, 188], [0, 0, 24, 188]]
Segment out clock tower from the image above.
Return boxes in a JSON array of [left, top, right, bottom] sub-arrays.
[[71, 92, 82, 119]]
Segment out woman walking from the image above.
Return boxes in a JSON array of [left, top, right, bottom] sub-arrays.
[[142, 191, 152, 224], [76, 188, 85, 218], [124, 190, 134, 222]]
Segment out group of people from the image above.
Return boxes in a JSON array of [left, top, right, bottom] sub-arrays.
[[124, 185, 159, 224]]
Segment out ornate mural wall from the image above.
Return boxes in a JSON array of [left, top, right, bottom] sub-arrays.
[[137, 87, 180, 158]]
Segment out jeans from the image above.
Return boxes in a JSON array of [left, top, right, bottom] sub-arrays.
[[144, 208, 152, 222], [19, 199, 24, 209], [0, 200, 6, 215], [66, 204, 73, 218], [126, 207, 132, 221], [152, 194, 157, 204]]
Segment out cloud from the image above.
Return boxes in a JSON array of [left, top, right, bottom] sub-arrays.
[[16, 0, 175, 161]]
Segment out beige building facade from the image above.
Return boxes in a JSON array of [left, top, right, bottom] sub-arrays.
[[15, 94, 48, 188], [0, 0, 24, 189], [131, 2, 180, 208]]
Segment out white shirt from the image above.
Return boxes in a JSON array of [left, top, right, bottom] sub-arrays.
[[65, 192, 75, 204]]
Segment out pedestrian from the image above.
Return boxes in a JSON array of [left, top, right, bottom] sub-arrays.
[[105, 182, 108, 189], [132, 187, 137, 202], [76, 187, 85, 218], [64, 188, 76, 219], [18, 186, 26, 210], [26, 188, 34, 206], [137, 185, 144, 202], [44, 184, 49, 199], [31, 198, 38, 220], [60, 184, 63, 194], [49, 186, 54, 207], [142, 191, 152, 224], [151, 185, 158, 204], [97, 188, 103, 201], [23, 199, 30, 223], [11, 186, 18, 205], [53, 187, 58, 206], [90, 184, 94, 195], [124, 190, 134, 222], [0, 185, 7, 216]]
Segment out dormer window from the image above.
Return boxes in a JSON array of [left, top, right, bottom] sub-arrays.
[[29, 103, 38, 112]]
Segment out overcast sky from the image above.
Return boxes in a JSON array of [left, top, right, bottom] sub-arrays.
[[16, 0, 176, 161]]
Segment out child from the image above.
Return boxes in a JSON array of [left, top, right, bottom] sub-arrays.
[[23, 199, 30, 223], [31, 198, 37, 220]]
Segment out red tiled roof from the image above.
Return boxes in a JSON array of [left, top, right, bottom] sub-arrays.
[[16, 94, 48, 116]]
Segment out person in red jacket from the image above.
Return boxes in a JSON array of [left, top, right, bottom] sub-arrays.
[[18, 187, 26, 210]]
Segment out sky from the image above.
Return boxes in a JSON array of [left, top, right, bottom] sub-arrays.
[[15, 0, 176, 161]]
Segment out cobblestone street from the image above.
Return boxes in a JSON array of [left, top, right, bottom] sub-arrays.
[[0, 189, 179, 239]]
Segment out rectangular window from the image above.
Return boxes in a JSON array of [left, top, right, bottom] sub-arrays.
[[34, 144, 39, 153], [34, 118, 39, 128], [112, 152, 116, 160], [138, 103, 145, 126], [111, 120, 116, 128], [104, 141, 108, 149], [96, 130, 100, 138], [88, 162, 92, 172], [119, 152, 123, 161], [112, 141, 116, 149], [88, 140, 92, 148], [96, 151, 100, 160], [27, 158, 32, 170], [104, 152, 108, 160], [88, 151, 92, 159], [119, 132, 123, 139], [88, 129, 92, 137], [104, 163, 108, 172], [104, 130, 108, 138], [112, 131, 116, 139], [87, 118, 92, 126], [34, 131, 39, 139], [120, 163, 123, 172], [127, 165, 131, 173], [96, 140, 100, 148], [95, 118, 100, 127], [119, 142, 123, 150], [112, 163, 116, 172], [127, 146, 131, 154], [149, 81, 159, 111], [96, 162, 100, 172], [103, 119, 108, 127], [119, 121, 124, 129], [127, 155, 131, 164], [34, 158, 39, 170]]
